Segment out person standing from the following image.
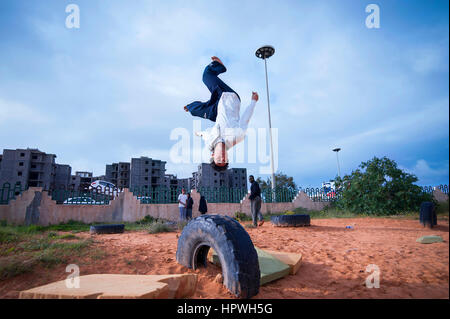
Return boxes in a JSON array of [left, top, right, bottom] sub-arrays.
[[178, 188, 188, 221], [186, 193, 194, 220], [199, 195, 208, 215], [249, 175, 264, 227]]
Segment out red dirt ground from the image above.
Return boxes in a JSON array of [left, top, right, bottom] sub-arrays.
[[1, 217, 448, 299]]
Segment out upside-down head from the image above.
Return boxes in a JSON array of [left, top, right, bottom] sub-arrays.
[[210, 142, 229, 171]]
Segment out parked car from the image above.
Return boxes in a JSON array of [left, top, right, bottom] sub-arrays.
[[89, 180, 121, 197], [63, 197, 106, 205], [136, 196, 152, 203]]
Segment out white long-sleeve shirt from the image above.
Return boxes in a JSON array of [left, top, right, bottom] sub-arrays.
[[195, 92, 257, 151]]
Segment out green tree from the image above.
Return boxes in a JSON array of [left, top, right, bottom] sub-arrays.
[[334, 156, 433, 215], [255, 172, 298, 202], [256, 171, 297, 189]]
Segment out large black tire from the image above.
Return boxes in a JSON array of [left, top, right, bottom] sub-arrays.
[[271, 214, 310, 227], [89, 224, 125, 234], [176, 215, 260, 298]]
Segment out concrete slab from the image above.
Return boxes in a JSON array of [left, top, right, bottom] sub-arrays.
[[255, 248, 291, 285], [19, 274, 197, 299], [208, 248, 291, 286], [261, 249, 302, 275], [416, 235, 444, 244]]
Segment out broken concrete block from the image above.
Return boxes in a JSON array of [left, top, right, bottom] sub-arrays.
[[208, 248, 291, 286], [19, 274, 197, 299], [260, 249, 302, 275], [416, 235, 444, 244]]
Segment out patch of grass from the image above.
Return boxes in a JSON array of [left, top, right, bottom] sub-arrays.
[[125, 215, 159, 231], [47, 231, 58, 239], [0, 246, 16, 256], [139, 215, 156, 224], [89, 248, 107, 260], [148, 221, 173, 234], [32, 239, 93, 268], [50, 239, 93, 252], [19, 237, 52, 251], [244, 223, 256, 229], [177, 221, 188, 231], [44, 220, 90, 233], [436, 200, 449, 216], [0, 220, 90, 235], [36, 250, 66, 268], [234, 212, 252, 222], [0, 224, 94, 280], [0, 257, 36, 280], [0, 228, 23, 244], [56, 233, 79, 240]]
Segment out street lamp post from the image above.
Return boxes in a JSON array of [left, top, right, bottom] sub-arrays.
[[255, 45, 276, 199], [332, 148, 341, 178]]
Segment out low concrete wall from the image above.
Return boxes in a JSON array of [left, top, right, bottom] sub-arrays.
[[0, 188, 328, 226]]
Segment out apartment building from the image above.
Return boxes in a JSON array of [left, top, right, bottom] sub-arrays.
[[0, 148, 71, 190], [192, 163, 247, 190], [129, 157, 166, 190], [105, 162, 130, 188]]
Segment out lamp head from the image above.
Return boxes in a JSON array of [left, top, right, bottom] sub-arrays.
[[255, 45, 275, 59]]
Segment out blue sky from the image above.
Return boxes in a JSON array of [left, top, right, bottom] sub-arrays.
[[0, 0, 448, 187]]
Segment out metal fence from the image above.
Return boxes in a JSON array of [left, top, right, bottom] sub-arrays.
[[131, 186, 184, 204], [0, 182, 26, 205], [300, 187, 341, 202], [1, 182, 448, 206], [197, 187, 248, 203], [260, 187, 298, 203], [260, 187, 340, 203], [421, 184, 448, 195]]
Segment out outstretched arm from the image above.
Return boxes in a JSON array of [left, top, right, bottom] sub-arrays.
[[239, 92, 259, 129]]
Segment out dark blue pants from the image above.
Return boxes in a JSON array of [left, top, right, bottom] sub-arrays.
[[186, 208, 192, 220], [186, 61, 240, 122]]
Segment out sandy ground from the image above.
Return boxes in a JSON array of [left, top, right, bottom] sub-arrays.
[[1, 217, 448, 299]]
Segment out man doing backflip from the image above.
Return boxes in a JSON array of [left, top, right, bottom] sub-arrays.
[[184, 56, 258, 171]]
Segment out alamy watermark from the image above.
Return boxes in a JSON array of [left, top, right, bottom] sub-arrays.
[[169, 120, 278, 174], [365, 4, 380, 29], [65, 264, 80, 288], [65, 4, 80, 29], [365, 264, 380, 288]]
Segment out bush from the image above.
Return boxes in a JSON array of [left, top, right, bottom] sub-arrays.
[[0, 258, 36, 280], [177, 221, 188, 231], [335, 156, 434, 215], [0, 228, 22, 244], [234, 212, 252, 222], [436, 199, 449, 215], [137, 215, 155, 224], [148, 221, 172, 234]]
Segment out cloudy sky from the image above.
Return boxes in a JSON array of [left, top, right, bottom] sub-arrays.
[[0, 0, 448, 187]]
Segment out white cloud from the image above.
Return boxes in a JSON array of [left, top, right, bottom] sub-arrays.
[[401, 159, 449, 186], [0, 1, 447, 187], [0, 98, 50, 126], [408, 44, 449, 74]]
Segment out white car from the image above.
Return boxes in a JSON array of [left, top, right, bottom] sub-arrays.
[[89, 180, 121, 197]]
